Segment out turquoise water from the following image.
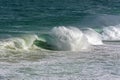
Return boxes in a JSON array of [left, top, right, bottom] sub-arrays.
[[0, 0, 120, 80]]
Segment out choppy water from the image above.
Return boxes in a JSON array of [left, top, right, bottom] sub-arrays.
[[0, 0, 120, 80]]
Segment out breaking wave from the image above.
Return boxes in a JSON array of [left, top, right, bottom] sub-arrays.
[[0, 26, 104, 51], [102, 24, 120, 40], [41, 26, 90, 51], [1, 25, 120, 51], [4, 23, 120, 51], [0, 35, 38, 50]]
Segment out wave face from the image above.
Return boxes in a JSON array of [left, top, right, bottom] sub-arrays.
[[44, 26, 90, 51], [102, 24, 120, 40]]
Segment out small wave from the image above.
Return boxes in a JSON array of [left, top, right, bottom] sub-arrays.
[[102, 24, 120, 40]]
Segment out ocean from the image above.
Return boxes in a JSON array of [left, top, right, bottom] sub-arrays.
[[0, 0, 120, 80]]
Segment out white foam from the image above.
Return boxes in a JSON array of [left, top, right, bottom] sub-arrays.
[[46, 26, 90, 51], [102, 24, 120, 40], [83, 28, 103, 45]]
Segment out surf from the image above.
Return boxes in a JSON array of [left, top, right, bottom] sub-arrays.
[[0, 26, 105, 51]]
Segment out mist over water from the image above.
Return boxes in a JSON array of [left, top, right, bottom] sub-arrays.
[[0, 0, 120, 80]]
